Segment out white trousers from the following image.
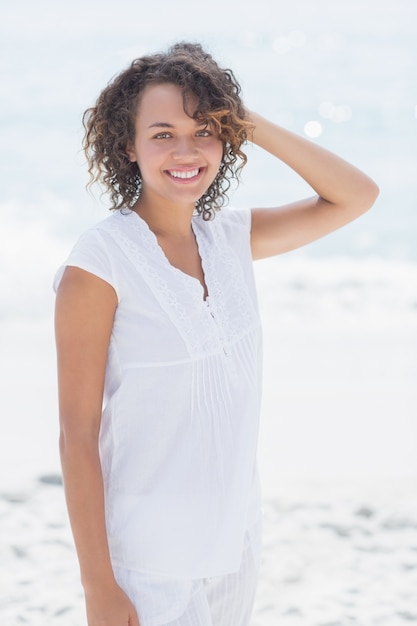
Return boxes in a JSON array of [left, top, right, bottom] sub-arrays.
[[114, 521, 262, 626]]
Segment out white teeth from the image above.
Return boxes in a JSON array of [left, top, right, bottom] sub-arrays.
[[169, 169, 199, 179]]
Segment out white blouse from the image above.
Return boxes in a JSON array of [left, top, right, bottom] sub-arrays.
[[54, 207, 263, 578]]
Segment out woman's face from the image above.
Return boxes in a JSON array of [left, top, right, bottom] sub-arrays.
[[127, 82, 224, 211]]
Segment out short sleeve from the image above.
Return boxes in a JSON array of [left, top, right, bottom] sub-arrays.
[[221, 207, 252, 231], [53, 228, 120, 299], [214, 208, 252, 255]]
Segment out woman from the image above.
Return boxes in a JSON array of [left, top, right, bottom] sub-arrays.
[[54, 42, 378, 626]]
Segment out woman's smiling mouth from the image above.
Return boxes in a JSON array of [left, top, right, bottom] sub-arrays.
[[166, 168, 202, 181]]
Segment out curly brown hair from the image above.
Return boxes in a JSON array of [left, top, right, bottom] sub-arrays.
[[82, 42, 253, 219]]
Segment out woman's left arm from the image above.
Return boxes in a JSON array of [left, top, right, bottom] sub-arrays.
[[248, 110, 379, 260]]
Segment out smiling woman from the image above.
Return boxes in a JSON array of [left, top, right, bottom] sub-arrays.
[[125, 83, 224, 220], [54, 41, 378, 626], [82, 42, 252, 220]]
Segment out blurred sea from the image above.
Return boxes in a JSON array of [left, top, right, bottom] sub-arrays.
[[0, 0, 416, 485]]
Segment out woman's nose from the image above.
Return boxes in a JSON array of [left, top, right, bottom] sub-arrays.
[[172, 136, 198, 160]]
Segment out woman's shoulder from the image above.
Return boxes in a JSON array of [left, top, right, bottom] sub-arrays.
[[68, 210, 134, 252], [209, 207, 252, 243], [216, 207, 251, 228], [53, 212, 125, 294]]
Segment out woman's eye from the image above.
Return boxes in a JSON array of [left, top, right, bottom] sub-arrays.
[[154, 132, 172, 139], [196, 129, 211, 137]]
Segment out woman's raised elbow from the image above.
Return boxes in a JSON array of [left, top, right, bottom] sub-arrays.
[[357, 176, 380, 214]]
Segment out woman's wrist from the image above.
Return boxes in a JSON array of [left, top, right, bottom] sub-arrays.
[[82, 569, 118, 595]]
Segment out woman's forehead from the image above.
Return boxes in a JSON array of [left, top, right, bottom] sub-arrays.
[[136, 83, 200, 122]]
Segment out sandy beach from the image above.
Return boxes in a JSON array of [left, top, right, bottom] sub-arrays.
[[1, 473, 417, 625]]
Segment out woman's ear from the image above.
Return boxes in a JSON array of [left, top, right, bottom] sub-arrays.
[[126, 144, 137, 163]]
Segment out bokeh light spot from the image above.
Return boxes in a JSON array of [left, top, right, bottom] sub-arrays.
[[272, 37, 291, 54], [304, 121, 323, 138], [272, 30, 305, 54], [319, 101, 352, 123]]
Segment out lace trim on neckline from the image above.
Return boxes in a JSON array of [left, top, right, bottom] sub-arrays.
[[100, 209, 258, 356]]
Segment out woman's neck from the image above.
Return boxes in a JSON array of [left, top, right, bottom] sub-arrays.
[[132, 195, 196, 239]]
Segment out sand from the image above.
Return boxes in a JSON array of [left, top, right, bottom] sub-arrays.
[[1, 474, 417, 625]]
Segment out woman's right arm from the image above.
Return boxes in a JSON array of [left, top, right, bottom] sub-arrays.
[[55, 266, 139, 626]]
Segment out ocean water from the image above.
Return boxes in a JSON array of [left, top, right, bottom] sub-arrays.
[[1, 0, 416, 487]]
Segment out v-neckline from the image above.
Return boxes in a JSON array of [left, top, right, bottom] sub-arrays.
[[130, 210, 210, 302]]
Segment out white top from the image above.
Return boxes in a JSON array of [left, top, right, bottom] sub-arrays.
[[54, 207, 263, 578]]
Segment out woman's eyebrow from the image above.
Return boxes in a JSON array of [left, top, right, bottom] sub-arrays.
[[148, 120, 208, 129], [148, 122, 174, 129]]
